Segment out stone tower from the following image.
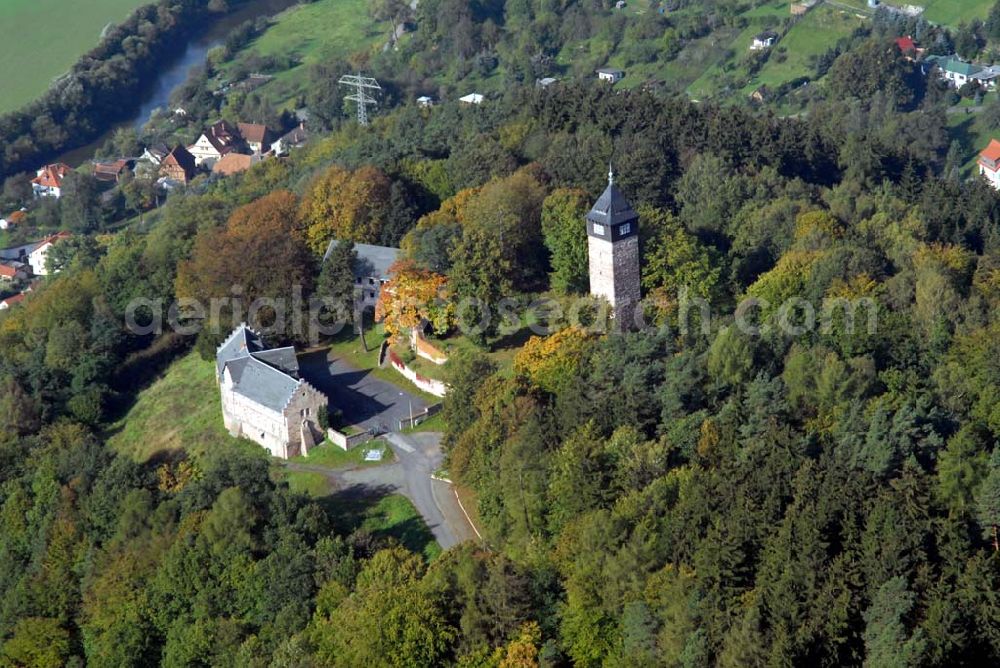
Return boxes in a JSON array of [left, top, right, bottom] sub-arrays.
[[586, 166, 641, 328]]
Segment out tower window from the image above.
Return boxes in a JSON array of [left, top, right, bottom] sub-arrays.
[[593, 223, 605, 235], [620, 223, 631, 235]]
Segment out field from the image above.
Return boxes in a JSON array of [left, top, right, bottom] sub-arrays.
[[0, 0, 149, 114], [920, 0, 995, 26], [218, 0, 387, 108]]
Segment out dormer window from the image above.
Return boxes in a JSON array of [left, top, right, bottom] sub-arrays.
[[593, 223, 605, 235]]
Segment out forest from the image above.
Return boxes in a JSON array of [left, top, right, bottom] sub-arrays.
[[4, 2, 1000, 664]]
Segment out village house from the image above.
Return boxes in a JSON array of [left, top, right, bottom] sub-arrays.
[[323, 240, 400, 312], [928, 56, 999, 90], [894, 35, 923, 60], [140, 144, 171, 166], [271, 124, 309, 156], [93, 159, 134, 184], [416, 95, 434, 107], [159, 145, 197, 186], [212, 152, 259, 177], [0, 293, 25, 310], [0, 210, 26, 231], [31, 163, 72, 198], [751, 30, 778, 50], [979, 139, 1000, 190], [0, 262, 28, 284], [188, 119, 242, 167], [27, 231, 71, 276], [459, 93, 485, 104], [238, 123, 272, 154], [0, 232, 72, 277], [596, 67, 625, 84], [536, 77, 558, 88], [216, 324, 328, 459]]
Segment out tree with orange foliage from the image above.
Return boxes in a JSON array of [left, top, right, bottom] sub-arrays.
[[176, 190, 315, 352], [300, 164, 392, 252], [376, 259, 454, 343]]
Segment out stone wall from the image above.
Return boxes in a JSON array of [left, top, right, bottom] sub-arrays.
[[327, 427, 374, 450], [387, 348, 448, 397], [282, 382, 329, 458], [410, 329, 448, 365]]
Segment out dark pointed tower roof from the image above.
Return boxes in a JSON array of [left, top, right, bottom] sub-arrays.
[[586, 165, 638, 226]]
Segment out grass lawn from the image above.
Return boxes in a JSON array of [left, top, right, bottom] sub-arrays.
[[921, 0, 994, 26], [218, 0, 387, 108], [105, 350, 264, 462], [306, 489, 441, 560], [948, 111, 997, 177], [746, 4, 865, 92], [404, 411, 446, 434], [290, 438, 394, 468], [0, 0, 150, 114]]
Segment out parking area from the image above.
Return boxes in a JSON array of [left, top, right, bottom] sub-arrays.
[[297, 349, 430, 433]]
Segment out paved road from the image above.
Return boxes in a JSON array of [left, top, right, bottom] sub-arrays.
[[298, 349, 429, 433], [286, 431, 479, 550]]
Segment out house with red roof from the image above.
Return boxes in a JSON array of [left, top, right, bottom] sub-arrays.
[[31, 163, 72, 198], [26, 231, 71, 276], [0, 293, 26, 310], [188, 120, 242, 167], [0, 210, 26, 230], [895, 36, 923, 61], [159, 145, 198, 185], [979, 139, 1000, 190], [0, 262, 28, 283], [237, 122, 273, 154]]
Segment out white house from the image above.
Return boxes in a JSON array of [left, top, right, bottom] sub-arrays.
[[323, 240, 400, 312], [751, 30, 778, 50], [187, 120, 241, 167], [459, 93, 484, 105], [417, 95, 434, 107], [0, 231, 71, 278], [0, 210, 26, 231], [217, 324, 328, 459], [270, 124, 309, 156], [596, 68, 625, 84], [237, 122, 272, 155], [979, 139, 1000, 190], [31, 164, 72, 198], [28, 232, 72, 276]]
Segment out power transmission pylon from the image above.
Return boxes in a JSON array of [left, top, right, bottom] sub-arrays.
[[338, 73, 381, 126]]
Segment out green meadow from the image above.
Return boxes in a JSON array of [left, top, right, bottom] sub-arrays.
[[218, 0, 387, 108], [920, 0, 995, 26], [0, 0, 149, 114]]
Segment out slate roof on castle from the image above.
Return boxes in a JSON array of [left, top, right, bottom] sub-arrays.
[[586, 171, 639, 226], [216, 324, 309, 413]]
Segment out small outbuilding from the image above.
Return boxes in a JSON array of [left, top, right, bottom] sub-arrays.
[[596, 67, 625, 84]]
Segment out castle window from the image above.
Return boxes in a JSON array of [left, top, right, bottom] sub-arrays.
[[593, 223, 605, 235], [620, 223, 631, 235]]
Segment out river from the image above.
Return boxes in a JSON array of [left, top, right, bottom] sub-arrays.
[[58, 0, 298, 167]]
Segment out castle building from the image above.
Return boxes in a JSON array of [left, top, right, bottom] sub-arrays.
[[216, 324, 328, 459], [586, 167, 641, 328]]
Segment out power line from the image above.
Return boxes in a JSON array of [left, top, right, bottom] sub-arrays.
[[338, 73, 382, 126]]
